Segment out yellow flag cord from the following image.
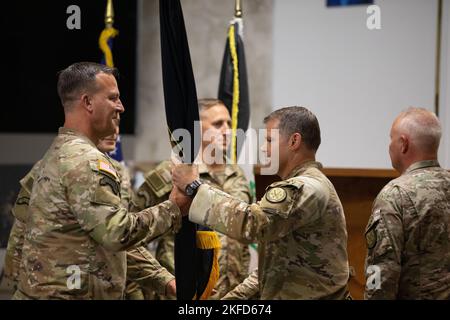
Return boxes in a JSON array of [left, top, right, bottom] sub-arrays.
[[99, 27, 118, 67], [228, 24, 240, 164], [195, 231, 221, 300]]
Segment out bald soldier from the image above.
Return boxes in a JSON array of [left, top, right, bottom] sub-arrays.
[[132, 99, 251, 299], [171, 106, 350, 299], [364, 107, 450, 300], [12, 62, 188, 299]]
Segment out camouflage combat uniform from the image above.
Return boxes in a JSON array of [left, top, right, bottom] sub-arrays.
[[132, 161, 251, 299], [4, 158, 174, 300], [12, 128, 181, 299], [189, 161, 350, 300], [108, 156, 175, 300], [3, 161, 42, 292], [222, 269, 259, 300], [364, 160, 450, 300]]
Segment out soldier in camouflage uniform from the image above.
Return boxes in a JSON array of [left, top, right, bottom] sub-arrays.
[[11, 62, 187, 299], [132, 99, 251, 299], [364, 108, 450, 300], [96, 129, 176, 300], [172, 106, 350, 299], [4, 148, 175, 299]]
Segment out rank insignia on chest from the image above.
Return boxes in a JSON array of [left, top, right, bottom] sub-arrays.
[[265, 187, 287, 203], [366, 229, 377, 249]]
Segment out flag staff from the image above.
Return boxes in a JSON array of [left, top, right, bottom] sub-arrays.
[[235, 0, 242, 18], [105, 0, 114, 27]]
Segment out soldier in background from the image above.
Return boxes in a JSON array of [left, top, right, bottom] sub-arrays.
[[172, 106, 350, 299], [364, 107, 450, 300], [12, 62, 189, 299], [132, 99, 251, 299], [96, 128, 176, 300]]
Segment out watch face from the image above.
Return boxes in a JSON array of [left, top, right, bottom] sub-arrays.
[[185, 185, 194, 196]]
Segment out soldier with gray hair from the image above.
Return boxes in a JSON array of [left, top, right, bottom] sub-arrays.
[[171, 106, 350, 299], [364, 107, 450, 299]]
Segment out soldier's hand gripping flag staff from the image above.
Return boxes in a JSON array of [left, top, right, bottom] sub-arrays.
[[159, 0, 220, 300]]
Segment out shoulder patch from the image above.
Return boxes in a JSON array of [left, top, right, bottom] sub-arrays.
[[145, 165, 173, 198], [260, 179, 304, 218], [365, 209, 381, 249], [266, 187, 287, 203], [98, 159, 118, 180], [366, 229, 377, 249]]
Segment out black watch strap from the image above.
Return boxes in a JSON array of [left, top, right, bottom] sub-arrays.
[[185, 179, 202, 198]]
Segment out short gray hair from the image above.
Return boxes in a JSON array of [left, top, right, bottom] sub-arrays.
[[57, 62, 118, 107], [396, 107, 441, 153], [264, 106, 321, 152]]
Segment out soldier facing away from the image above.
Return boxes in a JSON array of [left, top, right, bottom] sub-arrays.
[[364, 107, 450, 299]]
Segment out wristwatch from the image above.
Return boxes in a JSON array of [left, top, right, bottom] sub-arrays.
[[185, 180, 202, 198]]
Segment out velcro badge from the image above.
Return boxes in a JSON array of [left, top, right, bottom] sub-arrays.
[[260, 178, 304, 218], [366, 229, 377, 249], [146, 169, 173, 198], [365, 210, 381, 250], [98, 159, 118, 180], [100, 175, 120, 196], [265, 187, 287, 203]]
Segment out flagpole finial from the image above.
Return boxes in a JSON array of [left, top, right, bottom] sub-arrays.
[[235, 0, 242, 17], [105, 0, 115, 27]]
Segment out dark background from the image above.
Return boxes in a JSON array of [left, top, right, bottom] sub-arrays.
[[0, 0, 137, 134]]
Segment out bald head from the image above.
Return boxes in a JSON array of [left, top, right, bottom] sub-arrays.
[[394, 107, 441, 153], [389, 107, 441, 173]]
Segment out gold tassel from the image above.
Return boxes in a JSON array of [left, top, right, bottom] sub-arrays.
[[196, 231, 221, 300], [99, 27, 119, 67], [228, 24, 240, 164]]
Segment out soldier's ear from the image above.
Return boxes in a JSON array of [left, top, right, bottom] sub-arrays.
[[289, 133, 302, 150], [400, 135, 409, 154], [81, 94, 94, 113]]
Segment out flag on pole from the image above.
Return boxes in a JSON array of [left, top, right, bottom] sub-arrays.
[[160, 0, 220, 300], [99, 0, 123, 163]]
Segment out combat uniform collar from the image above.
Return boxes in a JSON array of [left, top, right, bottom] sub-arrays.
[[198, 163, 238, 178], [286, 160, 323, 179], [405, 160, 440, 174], [58, 127, 97, 148]]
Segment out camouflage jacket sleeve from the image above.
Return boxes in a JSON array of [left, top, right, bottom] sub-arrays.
[[155, 232, 175, 275], [4, 162, 40, 288], [65, 158, 182, 252], [364, 185, 404, 300], [221, 268, 259, 300], [189, 177, 327, 244], [126, 246, 175, 296], [3, 219, 26, 290]]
